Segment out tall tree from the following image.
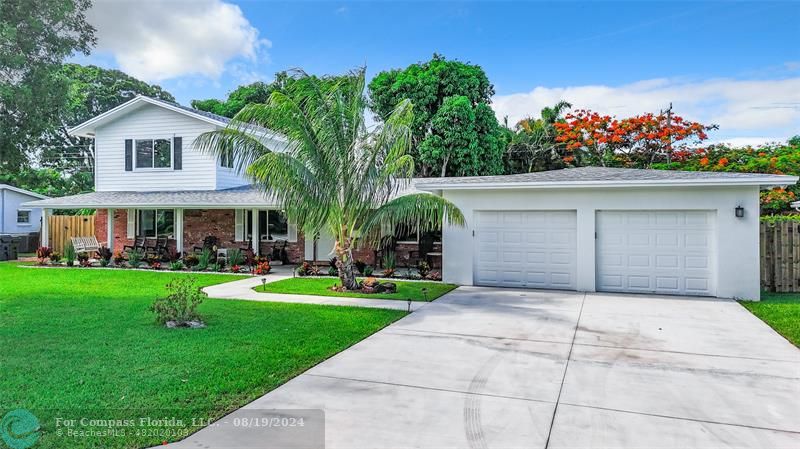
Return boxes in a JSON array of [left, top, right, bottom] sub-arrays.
[[197, 69, 465, 290], [368, 54, 504, 176], [506, 100, 572, 173], [38, 64, 175, 177], [0, 0, 96, 172]]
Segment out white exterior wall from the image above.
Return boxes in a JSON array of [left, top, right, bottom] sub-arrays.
[[441, 185, 761, 300], [93, 103, 249, 192], [1, 189, 43, 234]]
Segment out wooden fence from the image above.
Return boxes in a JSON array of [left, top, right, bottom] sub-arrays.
[[761, 221, 800, 292], [48, 214, 95, 253]]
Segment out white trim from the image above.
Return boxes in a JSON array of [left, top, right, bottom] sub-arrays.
[[16, 209, 32, 224], [68, 96, 228, 137], [0, 184, 48, 199], [126, 209, 136, 238], [41, 209, 50, 247], [415, 177, 799, 191], [132, 136, 173, 170], [107, 208, 115, 251]]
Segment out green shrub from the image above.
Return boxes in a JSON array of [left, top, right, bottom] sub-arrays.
[[761, 214, 800, 224], [127, 248, 144, 268], [227, 248, 245, 267], [64, 242, 76, 267], [363, 265, 374, 276], [169, 261, 184, 271], [196, 248, 213, 270], [149, 277, 206, 325]]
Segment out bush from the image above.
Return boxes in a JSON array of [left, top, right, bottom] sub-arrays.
[[126, 248, 144, 268], [169, 261, 183, 271], [355, 259, 367, 275], [382, 252, 396, 277], [228, 248, 245, 267], [426, 271, 442, 281], [183, 253, 198, 267], [196, 248, 213, 270], [363, 265, 374, 276], [417, 261, 431, 278], [49, 252, 61, 263], [36, 246, 52, 265], [96, 246, 112, 264], [296, 261, 312, 276], [64, 242, 77, 267], [77, 252, 90, 267], [149, 277, 206, 326], [253, 261, 271, 275], [761, 214, 800, 224], [113, 251, 125, 265]]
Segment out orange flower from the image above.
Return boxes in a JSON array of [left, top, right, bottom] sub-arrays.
[[699, 157, 709, 166], [758, 152, 767, 157], [563, 156, 575, 163], [717, 157, 729, 167]]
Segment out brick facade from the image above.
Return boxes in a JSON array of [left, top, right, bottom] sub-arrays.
[[95, 208, 435, 267]]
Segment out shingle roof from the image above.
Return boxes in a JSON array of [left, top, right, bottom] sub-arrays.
[[414, 166, 797, 189], [22, 185, 279, 209], [146, 97, 231, 125]]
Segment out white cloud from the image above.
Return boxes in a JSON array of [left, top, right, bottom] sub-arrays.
[[493, 76, 800, 144], [87, 0, 269, 82]]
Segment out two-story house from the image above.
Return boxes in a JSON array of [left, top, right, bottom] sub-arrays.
[[24, 95, 798, 299]]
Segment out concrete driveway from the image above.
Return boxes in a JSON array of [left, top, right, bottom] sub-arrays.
[[170, 287, 800, 449]]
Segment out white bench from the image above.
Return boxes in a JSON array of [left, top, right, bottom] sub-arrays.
[[71, 236, 100, 253]]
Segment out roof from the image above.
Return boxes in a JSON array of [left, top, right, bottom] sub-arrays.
[[0, 184, 48, 200], [21, 185, 279, 209], [414, 167, 798, 190]]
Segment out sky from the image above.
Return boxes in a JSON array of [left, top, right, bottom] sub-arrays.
[[74, 0, 800, 145]]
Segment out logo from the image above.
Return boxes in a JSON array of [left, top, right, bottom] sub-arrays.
[[0, 409, 40, 449]]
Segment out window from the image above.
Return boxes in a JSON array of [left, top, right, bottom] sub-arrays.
[[244, 210, 289, 241], [137, 209, 174, 238], [135, 138, 171, 169], [220, 150, 234, 168], [16, 210, 30, 224]]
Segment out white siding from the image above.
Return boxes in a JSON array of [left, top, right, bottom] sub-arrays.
[[93, 103, 249, 192], [1, 189, 43, 234], [441, 185, 761, 300]]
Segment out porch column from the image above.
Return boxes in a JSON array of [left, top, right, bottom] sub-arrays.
[[175, 209, 184, 254], [251, 208, 260, 256], [41, 208, 50, 247], [107, 208, 115, 251]]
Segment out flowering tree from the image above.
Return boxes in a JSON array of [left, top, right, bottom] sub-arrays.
[[553, 109, 716, 168]]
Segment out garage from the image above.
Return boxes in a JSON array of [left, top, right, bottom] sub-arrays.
[[596, 210, 716, 296], [474, 210, 577, 289]]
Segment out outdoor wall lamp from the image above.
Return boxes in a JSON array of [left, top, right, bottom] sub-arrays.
[[735, 206, 745, 218]]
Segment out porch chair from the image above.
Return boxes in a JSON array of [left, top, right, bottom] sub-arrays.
[[123, 236, 146, 253], [193, 235, 220, 253], [145, 236, 169, 257]]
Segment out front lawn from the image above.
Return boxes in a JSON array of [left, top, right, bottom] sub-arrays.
[[0, 263, 406, 448], [255, 277, 458, 301], [740, 292, 800, 346]]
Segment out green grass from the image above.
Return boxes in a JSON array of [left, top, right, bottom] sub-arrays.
[[0, 263, 406, 448], [255, 277, 458, 301], [740, 292, 800, 347]]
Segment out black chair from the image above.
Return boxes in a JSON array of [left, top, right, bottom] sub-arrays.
[[193, 235, 219, 253], [145, 236, 169, 257], [123, 236, 146, 253]]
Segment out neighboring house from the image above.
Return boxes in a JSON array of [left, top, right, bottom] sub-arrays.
[[23, 95, 798, 300], [0, 184, 47, 235]]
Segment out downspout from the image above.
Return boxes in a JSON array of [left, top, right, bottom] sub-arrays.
[[1, 189, 5, 233]]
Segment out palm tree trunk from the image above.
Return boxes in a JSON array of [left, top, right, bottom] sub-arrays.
[[334, 237, 359, 290]]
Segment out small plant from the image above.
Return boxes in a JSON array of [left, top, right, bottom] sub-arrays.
[[231, 264, 242, 273], [426, 271, 442, 281], [113, 251, 125, 265], [165, 247, 181, 263], [196, 248, 213, 271], [64, 242, 77, 267], [36, 246, 52, 265], [150, 261, 162, 270], [183, 253, 199, 267], [417, 261, 431, 278], [49, 252, 61, 263], [126, 248, 144, 268], [211, 262, 222, 272], [328, 265, 338, 276], [253, 261, 271, 275], [363, 265, 374, 276], [382, 251, 396, 277], [296, 261, 312, 276], [309, 264, 321, 276], [149, 276, 206, 327], [354, 259, 367, 275], [169, 261, 183, 271], [78, 252, 91, 267], [362, 277, 379, 288], [96, 246, 112, 265], [228, 248, 245, 267]]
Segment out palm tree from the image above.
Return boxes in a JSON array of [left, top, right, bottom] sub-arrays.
[[196, 69, 465, 290]]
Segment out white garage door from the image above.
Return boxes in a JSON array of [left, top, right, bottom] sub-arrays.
[[596, 210, 716, 296], [474, 211, 577, 289]]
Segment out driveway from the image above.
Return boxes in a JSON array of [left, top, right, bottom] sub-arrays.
[[169, 287, 800, 449]]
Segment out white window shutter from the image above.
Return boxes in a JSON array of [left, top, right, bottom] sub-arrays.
[[126, 209, 136, 238], [234, 209, 244, 241], [288, 220, 298, 242]]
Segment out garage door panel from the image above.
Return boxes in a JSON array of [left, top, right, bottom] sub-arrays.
[[597, 210, 715, 296], [475, 210, 577, 290]]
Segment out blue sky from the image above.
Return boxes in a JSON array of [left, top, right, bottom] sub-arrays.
[[80, 0, 800, 144]]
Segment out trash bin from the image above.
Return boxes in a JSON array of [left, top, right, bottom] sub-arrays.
[[9, 236, 19, 260], [0, 235, 11, 261]]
